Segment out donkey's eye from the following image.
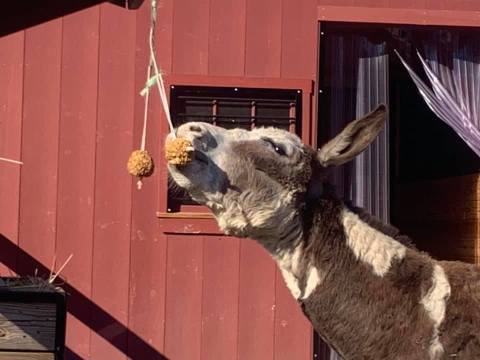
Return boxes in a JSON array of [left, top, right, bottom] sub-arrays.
[[261, 137, 287, 156]]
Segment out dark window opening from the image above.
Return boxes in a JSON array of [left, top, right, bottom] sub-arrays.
[[318, 22, 480, 221], [167, 85, 302, 212]]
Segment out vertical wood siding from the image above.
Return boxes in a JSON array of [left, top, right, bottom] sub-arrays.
[[0, 1, 477, 359], [164, 234, 204, 359], [172, 0, 210, 75], [0, 31, 24, 276], [245, 0, 282, 77], [201, 236, 241, 360], [208, 0, 247, 76], [19, 19, 62, 276], [56, 8, 99, 358], [90, 4, 136, 359], [237, 240, 277, 360], [127, 1, 169, 357]]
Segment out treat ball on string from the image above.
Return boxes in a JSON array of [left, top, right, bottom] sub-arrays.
[[127, 0, 179, 189], [127, 150, 154, 189], [165, 137, 194, 166]]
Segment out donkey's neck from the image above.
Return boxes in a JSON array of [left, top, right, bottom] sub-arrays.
[[273, 199, 444, 359], [272, 200, 408, 302]]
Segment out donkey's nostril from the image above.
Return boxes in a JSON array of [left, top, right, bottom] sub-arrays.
[[190, 125, 202, 133]]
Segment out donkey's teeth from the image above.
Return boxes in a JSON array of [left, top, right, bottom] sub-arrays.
[[165, 137, 194, 166]]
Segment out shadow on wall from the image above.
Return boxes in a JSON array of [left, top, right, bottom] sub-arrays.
[[0, 0, 144, 37], [0, 233, 169, 360]]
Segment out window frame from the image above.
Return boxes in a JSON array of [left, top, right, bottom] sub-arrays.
[[168, 85, 303, 211], [157, 75, 313, 234]]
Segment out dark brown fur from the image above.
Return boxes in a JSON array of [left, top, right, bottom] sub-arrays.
[[290, 181, 480, 359], [299, 198, 432, 359], [439, 261, 480, 358]]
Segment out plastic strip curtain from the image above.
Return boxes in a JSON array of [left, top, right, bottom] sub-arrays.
[[353, 39, 389, 221], [396, 49, 480, 157], [322, 33, 389, 360], [324, 33, 389, 223]]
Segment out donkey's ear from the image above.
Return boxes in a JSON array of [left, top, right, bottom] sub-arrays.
[[317, 104, 387, 167]]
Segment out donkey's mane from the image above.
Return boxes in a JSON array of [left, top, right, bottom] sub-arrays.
[[312, 180, 416, 249], [346, 203, 416, 249]]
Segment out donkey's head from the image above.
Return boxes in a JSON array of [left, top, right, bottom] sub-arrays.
[[167, 105, 387, 250]]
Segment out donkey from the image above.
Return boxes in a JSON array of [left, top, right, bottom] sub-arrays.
[[167, 105, 480, 360]]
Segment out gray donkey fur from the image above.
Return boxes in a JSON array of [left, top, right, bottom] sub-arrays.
[[167, 105, 480, 360]]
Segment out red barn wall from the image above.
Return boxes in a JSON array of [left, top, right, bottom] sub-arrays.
[[0, 1, 478, 359]]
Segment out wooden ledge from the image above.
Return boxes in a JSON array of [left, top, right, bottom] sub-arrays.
[[157, 212, 222, 234], [317, 5, 480, 27], [156, 212, 214, 219]]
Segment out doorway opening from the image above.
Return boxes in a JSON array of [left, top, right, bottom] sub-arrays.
[[316, 21, 480, 360], [318, 22, 480, 262]]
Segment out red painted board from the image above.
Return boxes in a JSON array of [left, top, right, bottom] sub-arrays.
[[19, 19, 62, 275], [274, 269, 312, 360], [245, 0, 282, 77], [425, 0, 480, 10], [127, 214, 167, 358], [127, 1, 171, 356], [156, 0, 174, 73], [387, 0, 425, 8], [201, 236, 240, 360], [56, 7, 100, 358], [90, 4, 136, 359], [281, 0, 317, 80], [164, 234, 204, 360], [208, 0, 247, 76], [352, 0, 389, 7], [317, 0, 354, 6], [150, 0, 174, 214], [237, 240, 276, 360], [127, 226, 167, 359], [0, 31, 24, 276], [172, 0, 209, 75]]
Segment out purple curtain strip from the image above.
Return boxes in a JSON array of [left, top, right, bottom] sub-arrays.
[[395, 49, 480, 157]]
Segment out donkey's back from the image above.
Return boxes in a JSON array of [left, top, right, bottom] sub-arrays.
[[440, 261, 480, 358]]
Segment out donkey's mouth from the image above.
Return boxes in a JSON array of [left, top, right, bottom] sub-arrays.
[[194, 150, 209, 165]]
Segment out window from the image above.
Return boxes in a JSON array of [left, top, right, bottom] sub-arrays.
[[319, 23, 480, 223], [167, 85, 302, 212]]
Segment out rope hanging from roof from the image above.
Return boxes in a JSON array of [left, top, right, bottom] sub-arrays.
[[127, 0, 175, 189]]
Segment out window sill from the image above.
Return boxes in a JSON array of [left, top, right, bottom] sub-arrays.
[[158, 74, 314, 232], [156, 212, 214, 219], [157, 212, 223, 234]]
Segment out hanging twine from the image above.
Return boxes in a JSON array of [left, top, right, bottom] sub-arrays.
[[0, 157, 22, 165], [142, 0, 175, 135], [127, 0, 175, 189]]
